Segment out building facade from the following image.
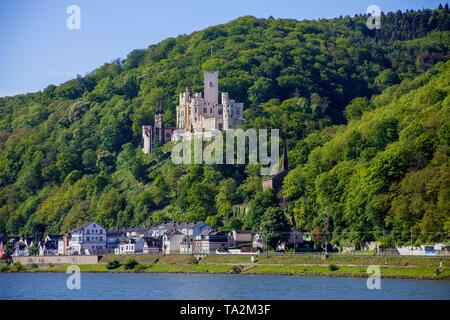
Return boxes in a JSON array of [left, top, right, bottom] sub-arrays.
[[67, 222, 107, 254]]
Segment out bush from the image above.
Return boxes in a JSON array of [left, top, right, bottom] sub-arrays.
[[328, 264, 339, 271], [30, 263, 39, 269], [123, 258, 138, 270], [134, 264, 148, 272], [48, 263, 54, 268], [106, 258, 120, 270], [0, 265, 10, 272], [12, 262, 24, 272]]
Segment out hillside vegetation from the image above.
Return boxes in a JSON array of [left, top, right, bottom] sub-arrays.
[[0, 6, 448, 246]]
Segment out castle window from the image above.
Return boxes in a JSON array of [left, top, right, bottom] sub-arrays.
[[210, 108, 212, 113], [236, 109, 240, 115], [219, 123, 223, 130], [203, 108, 207, 113], [195, 107, 197, 113], [209, 81, 213, 87], [218, 109, 222, 115]]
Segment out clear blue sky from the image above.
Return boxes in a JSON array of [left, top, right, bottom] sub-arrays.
[[0, 0, 444, 97]]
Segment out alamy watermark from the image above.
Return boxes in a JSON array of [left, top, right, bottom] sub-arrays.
[[66, 265, 81, 290], [171, 129, 280, 176], [366, 5, 381, 30], [366, 265, 381, 290], [66, 5, 81, 30]]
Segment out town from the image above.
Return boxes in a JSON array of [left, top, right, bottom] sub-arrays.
[[0, 221, 304, 258], [1, 220, 448, 259]]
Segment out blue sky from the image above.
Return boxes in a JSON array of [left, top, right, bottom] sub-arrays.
[[0, 0, 444, 97]]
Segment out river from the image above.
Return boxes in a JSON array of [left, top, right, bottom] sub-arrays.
[[0, 273, 449, 300]]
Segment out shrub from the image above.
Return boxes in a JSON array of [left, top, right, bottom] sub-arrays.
[[123, 258, 138, 270], [328, 264, 339, 271], [134, 264, 148, 272], [30, 263, 39, 269], [48, 263, 54, 268], [12, 262, 24, 272], [0, 265, 10, 272], [106, 258, 120, 270]]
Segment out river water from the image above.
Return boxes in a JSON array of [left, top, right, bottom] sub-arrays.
[[0, 273, 449, 300]]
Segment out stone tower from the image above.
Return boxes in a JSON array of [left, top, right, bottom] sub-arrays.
[[222, 92, 230, 130], [203, 71, 219, 103], [142, 125, 152, 154], [155, 102, 165, 144]]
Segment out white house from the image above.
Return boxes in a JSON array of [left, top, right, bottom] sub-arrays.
[[162, 230, 186, 254], [67, 222, 107, 254], [119, 237, 161, 254]]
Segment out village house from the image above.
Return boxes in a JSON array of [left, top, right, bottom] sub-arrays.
[[106, 229, 127, 253], [276, 228, 304, 251], [119, 237, 161, 254], [162, 230, 186, 254], [180, 235, 194, 254], [67, 222, 107, 254], [142, 237, 161, 254], [39, 235, 62, 256], [150, 222, 212, 238], [227, 230, 252, 247], [192, 230, 228, 254]]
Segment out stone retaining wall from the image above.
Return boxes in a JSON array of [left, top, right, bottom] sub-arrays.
[[12, 255, 101, 265]]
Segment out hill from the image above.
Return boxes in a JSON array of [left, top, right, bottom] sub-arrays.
[[0, 6, 448, 246]]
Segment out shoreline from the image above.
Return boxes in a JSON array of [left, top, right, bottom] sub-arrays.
[[2, 264, 449, 281]]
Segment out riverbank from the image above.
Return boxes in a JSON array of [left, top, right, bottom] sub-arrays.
[[2, 254, 449, 280]]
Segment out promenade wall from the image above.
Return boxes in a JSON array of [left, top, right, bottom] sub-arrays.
[[12, 255, 101, 265]]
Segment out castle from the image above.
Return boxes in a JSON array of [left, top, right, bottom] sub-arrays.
[[142, 71, 245, 153]]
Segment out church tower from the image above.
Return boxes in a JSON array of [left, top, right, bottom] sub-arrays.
[[203, 71, 219, 103]]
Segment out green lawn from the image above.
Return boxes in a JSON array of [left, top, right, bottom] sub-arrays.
[[2, 254, 448, 280], [200, 254, 449, 267]]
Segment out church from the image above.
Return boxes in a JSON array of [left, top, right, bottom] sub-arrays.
[[142, 70, 245, 153]]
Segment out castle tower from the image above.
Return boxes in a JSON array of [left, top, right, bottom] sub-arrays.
[[203, 71, 219, 103], [142, 125, 152, 154], [222, 92, 230, 129], [155, 102, 165, 144]]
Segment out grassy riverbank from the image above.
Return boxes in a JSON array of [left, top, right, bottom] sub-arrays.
[[3, 254, 449, 280]]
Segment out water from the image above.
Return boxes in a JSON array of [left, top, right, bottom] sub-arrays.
[[0, 273, 449, 300]]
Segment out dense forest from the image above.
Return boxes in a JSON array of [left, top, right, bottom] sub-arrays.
[[0, 5, 448, 247]]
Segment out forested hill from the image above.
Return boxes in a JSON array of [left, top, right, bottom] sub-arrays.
[[0, 6, 448, 245]]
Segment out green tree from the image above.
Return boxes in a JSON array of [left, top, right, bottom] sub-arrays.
[[261, 207, 290, 250]]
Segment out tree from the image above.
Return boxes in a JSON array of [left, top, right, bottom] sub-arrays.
[[248, 78, 276, 105], [260, 207, 290, 250], [245, 188, 279, 232], [28, 241, 39, 256]]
